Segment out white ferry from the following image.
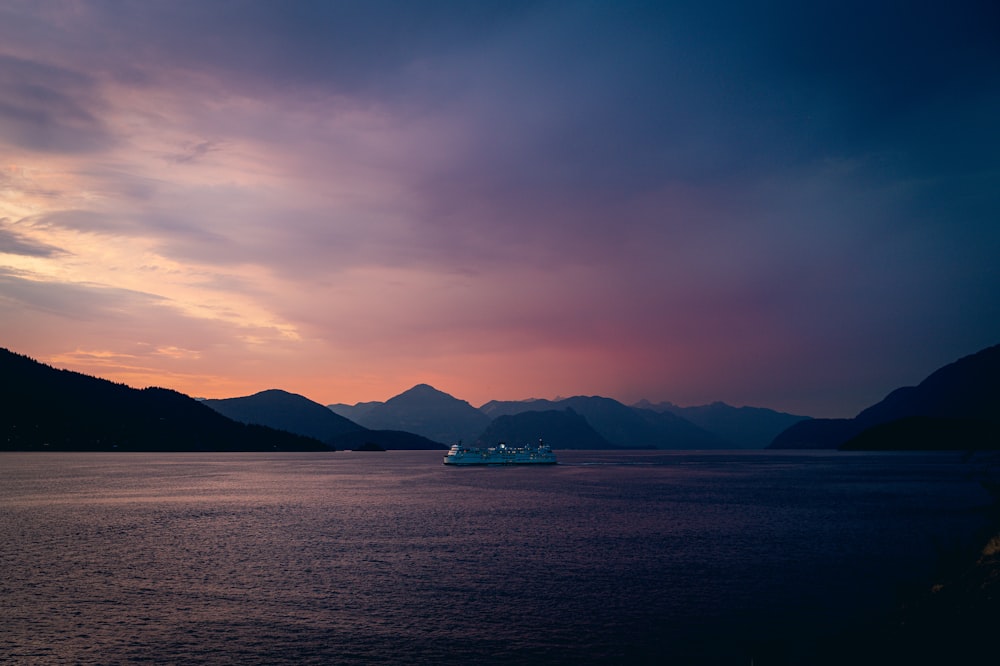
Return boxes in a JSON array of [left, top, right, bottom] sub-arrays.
[[443, 440, 557, 465]]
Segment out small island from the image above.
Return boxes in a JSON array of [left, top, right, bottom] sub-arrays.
[[351, 442, 387, 452]]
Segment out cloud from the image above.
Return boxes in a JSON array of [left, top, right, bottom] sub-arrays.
[[0, 53, 113, 153], [0, 265, 307, 389], [162, 140, 222, 165], [0, 267, 167, 321], [0, 1, 541, 100], [0, 222, 67, 257], [0, 1, 997, 415]]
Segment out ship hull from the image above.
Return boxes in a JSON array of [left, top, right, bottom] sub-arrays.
[[443, 456, 557, 465], [443, 443, 557, 465]]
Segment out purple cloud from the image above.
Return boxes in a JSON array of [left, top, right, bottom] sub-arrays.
[[0, 224, 67, 257], [0, 1, 997, 416]]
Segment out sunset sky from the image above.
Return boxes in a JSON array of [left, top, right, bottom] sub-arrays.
[[1, 1, 997, 417]]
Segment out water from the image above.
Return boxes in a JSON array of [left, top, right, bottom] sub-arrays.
[[0, 450, 993, 665]]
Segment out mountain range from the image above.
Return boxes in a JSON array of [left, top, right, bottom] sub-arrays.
[[330, 384, 491, 445], [0, 345, 816, 451], [480, 395, 728, 449], [637, 400, 810, 449], [769, 343, 1000, 450], [478, 409, 614, 449], [203, 389, 446, 450], [8, 341, 995, 453], [1, 348, 327, 451], [333, 386, 808, 449]]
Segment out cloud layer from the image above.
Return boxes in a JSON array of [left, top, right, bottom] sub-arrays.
[[1, 1, 998, 416]]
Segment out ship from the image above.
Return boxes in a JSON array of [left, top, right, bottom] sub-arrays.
[[443, 440, 557, 465]]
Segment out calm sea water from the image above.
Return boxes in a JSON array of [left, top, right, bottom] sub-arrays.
[[0, 450, 993, 665]]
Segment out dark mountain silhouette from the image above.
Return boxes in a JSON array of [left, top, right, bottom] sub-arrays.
[[480, 398, 561, 419], [477, 409, 615, 450], [594, 399, 729, 449], [204, 389, 363, 442], [853, 344, 1000, 427], [770, 343, 1000, 450], [327, 400, 381, 422], [329, 429, 447, 451], [346, 384, 491, 445], [205, 389, 445, 450], [635, 400, 810, 448], [482, 395, 726, 449], [0, 348, 328, 451], [768, 418, 863, 449], [840, 416, 1000, 451]]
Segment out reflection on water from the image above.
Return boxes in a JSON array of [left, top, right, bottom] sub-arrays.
[[0, 450, 991, 665]]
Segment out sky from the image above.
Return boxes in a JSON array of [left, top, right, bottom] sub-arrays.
[[1, 0, 998, 418]]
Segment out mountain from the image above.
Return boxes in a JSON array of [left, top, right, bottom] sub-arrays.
[[347, 384, 491, 445], [852, 344, 1000, 428], [768, 418, 863, 450], [480, 398, 561, 419], [839, 416, 1000, 451], [770, 343, 1000, 450], [204, 389, 363, 443], [585, 398, 728, 449], [0, 348, 328, 451], [483, 395, 726, 449], [636, 400, 810, 449], [205, 389, 445, 450], [327, 401, 382, 422], [477, 409, 615, 449]]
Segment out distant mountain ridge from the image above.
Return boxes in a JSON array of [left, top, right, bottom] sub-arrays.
[[479, 398, 562, 419], [561, 395, 726, 449], [334, 389, 815, 450], [11, 339, 996, 452], [203, 389, 446, 450], [194, 342, 1000, 452], [3, 345, 835, 453], [0, 348, 327, 451], [327, 400, 381, 423], [478, 409, 615, 449], [770, 343, 1000, 450], [635, 400, 809, 449], [482, 396, 779, 448], [336, 384, 491, 445]]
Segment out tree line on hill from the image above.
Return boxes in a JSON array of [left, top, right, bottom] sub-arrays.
[[0, 348, 326, 451]]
